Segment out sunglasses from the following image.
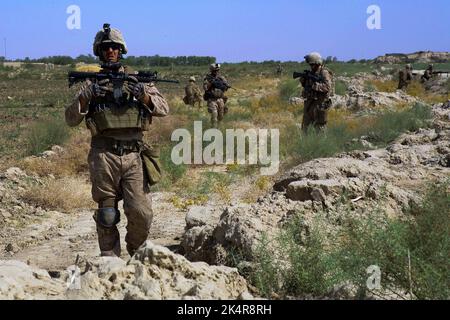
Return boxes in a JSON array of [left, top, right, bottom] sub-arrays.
[[100, 43, 121, 51]]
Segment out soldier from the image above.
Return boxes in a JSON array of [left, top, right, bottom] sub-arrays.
[[299, 52, 333, 132], [276, 63, 283, 77], [398, 64, 413, 90], [203, 63, 230, 127], [65, 24, 169, 257], [421, 64, 433, 83], [183, 76, 202, 108]]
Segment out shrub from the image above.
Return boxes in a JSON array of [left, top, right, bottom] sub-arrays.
[[335, 80, 348, 95], [251, 181, 450, 299], [21, 177, 94, 211], [278, 79, 299, 101], [25, 118, 70, 156]]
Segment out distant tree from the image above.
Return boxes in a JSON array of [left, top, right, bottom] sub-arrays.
[[332, 56, 338, 62], [75, 54, 97, 64]]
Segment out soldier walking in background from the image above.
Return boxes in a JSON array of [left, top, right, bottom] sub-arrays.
[[203, 63, 230, 127], [276, 63, 283, 77], [297, 52, 333, 133], [183, 76, 202, 108], [421, 64, 433, 83], [65, 24, 169, 258], [398, 64, 413, 90]]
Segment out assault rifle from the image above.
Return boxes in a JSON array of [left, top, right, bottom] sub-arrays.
[[210, 77, 234, 91], [68, 63, 179, 88], [68, 62, 179, 102], [432, 70, 450, 75], [293, 70, 324, 83]]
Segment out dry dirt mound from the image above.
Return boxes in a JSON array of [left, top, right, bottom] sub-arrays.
[[0, 241, 251, 300], [374, 51, 450, 64], [182, 104, 450, 265]]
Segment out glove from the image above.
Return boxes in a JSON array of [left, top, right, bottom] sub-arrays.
[[312, 82, 321, 91], [79, 79, 111, 102], [125, 76, 146, 100]]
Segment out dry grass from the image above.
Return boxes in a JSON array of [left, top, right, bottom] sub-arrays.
[[366, 80, 398, 93], [406, 81, 450, 104], [21, 176, 94, 212], [19, 132, 90, 177]]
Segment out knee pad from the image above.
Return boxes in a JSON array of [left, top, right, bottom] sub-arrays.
[[94, 207, 120, 228]]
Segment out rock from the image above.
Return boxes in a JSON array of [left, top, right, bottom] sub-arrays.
[[310, 188, 326, 203], [51, 145, 64, 153], [0, 260, 65, 299], [0, 209, 12, 219], [69, 241, 249, 300], [2, 167, 26, 181], [374, 51, 450, 64], [289, 97, 303, 105], [40, 151, 57, 158], [286, 179, 343, 202], [185, 206, 212, 229], [286, 181, 310, 201]]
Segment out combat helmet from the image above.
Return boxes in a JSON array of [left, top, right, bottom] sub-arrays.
[[93, 23, 128, 58], [189, 76, 196, 82], [304, 52, 323, 65], [405, 64, 412, 70], [210, 63, 221, 72]]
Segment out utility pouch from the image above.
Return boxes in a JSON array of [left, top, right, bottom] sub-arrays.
[[140, 143, 162, 186]]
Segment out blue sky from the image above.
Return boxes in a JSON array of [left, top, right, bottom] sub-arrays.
[[0, 0, 449, 62]]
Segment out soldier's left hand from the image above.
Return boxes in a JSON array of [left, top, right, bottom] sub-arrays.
[[126, 76, 146, 100]]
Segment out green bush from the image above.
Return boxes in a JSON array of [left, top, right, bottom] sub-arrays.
[[155, 144, 187, 190], [281, 103, 432, 164], [251, 182, 450, 299], [335, 80, 348, 95], [25, 118, 70, 156], [367, 103, 432, 145], [278, 79, 299, 101], [281, 124, 363, 164]]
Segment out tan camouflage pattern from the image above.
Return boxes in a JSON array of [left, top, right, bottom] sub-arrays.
[[93, 27, 128, 56], [300, 66, 333, 132], [65, 66, 169, 140], [88, 148, 153, 257], [398, 67, 413, 90], [203, 73, 229, 126], [65, 64, 168, 257], [184, 82, 202, 107], [421, 66, 433, 82]]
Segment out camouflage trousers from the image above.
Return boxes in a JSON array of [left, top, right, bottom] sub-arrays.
[[207, 98, 227, 127], [184, 95, 202, 108], [302, 99, 328, 133], [88, 147, 153, 257]]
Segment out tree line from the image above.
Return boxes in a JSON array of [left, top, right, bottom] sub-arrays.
[[1, 55, 217, 66]]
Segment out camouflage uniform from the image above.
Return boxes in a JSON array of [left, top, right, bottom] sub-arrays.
[[398, 64, 413, 90], [421, 65, 433, 83], [276, 64, 283, 76], [65, 25, 169, 257], [203, 64, 229, 127], [184, 77, 202, 107], [300, 53, 333, 132]]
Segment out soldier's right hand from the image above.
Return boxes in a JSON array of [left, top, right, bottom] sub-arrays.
[[79, 79, 111, 103]]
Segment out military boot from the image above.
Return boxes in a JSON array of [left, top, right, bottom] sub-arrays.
[[96, 224, 121, 257]]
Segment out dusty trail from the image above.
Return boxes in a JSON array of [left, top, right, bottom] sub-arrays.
[[1, 192, 187, 272]]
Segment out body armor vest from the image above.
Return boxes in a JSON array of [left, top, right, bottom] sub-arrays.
[[86, 86, 152, 135]]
